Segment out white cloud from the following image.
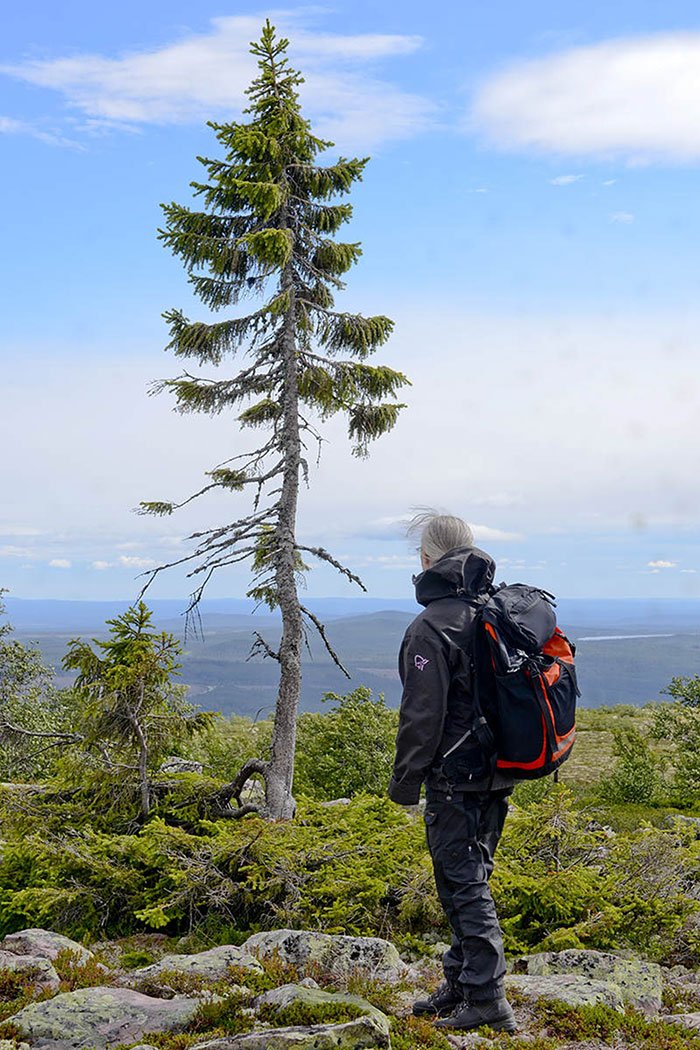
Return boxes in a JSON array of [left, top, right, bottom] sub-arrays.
[[471, 525, 523, 542], [4, 309, 700, 597], [49, 559, 71, 569], [119, 555, 157, 569], [471, 32, 700, 163], [0, 525, 43, 537], [550, 174, 583, 185], [1, 14, 432, 150], [0, 545, 32, 559], [92, 560, 112, 570], [602, 179, 617, 185], [0, 114, 80, 148], [647, 560, 676, 568], [681, 569, 697, 574], [610, 211, 635, 224]]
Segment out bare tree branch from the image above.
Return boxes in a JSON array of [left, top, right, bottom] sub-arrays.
[[300, 604, 351, 678], [248, 632, 280, 662], [296, 546, 366, 590]]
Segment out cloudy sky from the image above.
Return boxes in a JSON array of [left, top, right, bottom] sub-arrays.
[[2, 0, 700, 602]]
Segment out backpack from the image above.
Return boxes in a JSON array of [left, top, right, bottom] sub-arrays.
[[470, 584, 579, 780]]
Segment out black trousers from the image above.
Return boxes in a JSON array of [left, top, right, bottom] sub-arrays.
[[424, 788, 511, 1002]]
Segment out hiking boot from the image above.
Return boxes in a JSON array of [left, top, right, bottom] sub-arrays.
[[412, 979, 462, 1017], [434, 996, 517, 1032]]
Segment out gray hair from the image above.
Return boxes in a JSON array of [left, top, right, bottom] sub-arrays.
[[406, 510, 474, 564]]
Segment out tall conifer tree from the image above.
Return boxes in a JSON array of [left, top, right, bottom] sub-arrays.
[[141, 22, 408, 819]]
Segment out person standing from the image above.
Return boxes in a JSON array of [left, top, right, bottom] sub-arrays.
[[388, 511, 517, 1034]]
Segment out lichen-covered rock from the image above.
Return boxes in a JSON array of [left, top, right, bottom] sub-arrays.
[[190, 1013, 389, 1049], [159, 757, 203, 774], [10, 986, 199, 1049], [506, 974, 625, 1012], [0, 950, 60, 992], [0, 929, 94, 967], [124, 945, 263, 985], [242, 930, 403, 981], [0, 1040, 30, 1050], [664, 1012, 700, 1031], [254, 982, 390, 1032], [519, 948, 663, 1013]]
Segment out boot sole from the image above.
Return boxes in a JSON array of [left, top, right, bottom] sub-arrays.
[[435, 1017, 518, 1032]]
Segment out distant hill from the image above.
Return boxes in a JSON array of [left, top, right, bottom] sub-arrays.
[[6, 596, 700, 715]]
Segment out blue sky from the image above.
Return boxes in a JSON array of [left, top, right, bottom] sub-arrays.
[[2, 1, 700, 602]]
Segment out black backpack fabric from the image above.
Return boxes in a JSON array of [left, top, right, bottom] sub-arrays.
[[471, 584, 579, 780]]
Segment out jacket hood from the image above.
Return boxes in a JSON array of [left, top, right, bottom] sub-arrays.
[[414, 545, 496, 607]]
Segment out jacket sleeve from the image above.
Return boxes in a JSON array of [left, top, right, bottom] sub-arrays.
[[388, 621, 451, 805]]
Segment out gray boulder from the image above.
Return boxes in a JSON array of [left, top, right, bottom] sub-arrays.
[[519, 948, 663, 1013], [242, 930, 403, 981], [664, 1012, 700, 1031], [254, 982, 390, 1031], [190, 1014, 389, 1049], [159, 757, 204, 775], [0, 929, 94, 967], [10, 986, 199, 1049], [506, 974, 625, 1012], [123, 944, 262, 987], [0, 950, 60, 992]]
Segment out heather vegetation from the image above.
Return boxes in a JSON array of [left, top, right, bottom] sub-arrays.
[[1, 597, 700, 962], [2, 599, 700, 1049]]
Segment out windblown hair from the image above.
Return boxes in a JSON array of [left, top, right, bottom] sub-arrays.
[[406, 510, 474, 564]]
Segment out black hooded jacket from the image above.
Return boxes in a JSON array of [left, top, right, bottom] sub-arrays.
[[388, 546, 515, 805]]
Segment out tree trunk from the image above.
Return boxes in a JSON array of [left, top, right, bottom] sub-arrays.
[[267, 271, 302, 821], [130, 684, 151, 819]]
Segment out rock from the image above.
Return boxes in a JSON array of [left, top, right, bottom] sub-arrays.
[[297, 978, 319, 989], [190, 1013, 389, 1049], [0, 929, 94, 967], [254, 981, 390, 1031], [506, 974, 625, 1012], [663, 814, 700, 835], [664, 1012, 700, 1031], [319, 799, 351, 807], [520, 948, 663, 1014], [10, 986, 199, 1049], [0, 950, 60, 992], [242, 930, 404, 981], [0, 1041, 30, 1050], [123, 945, 263, 985], [159, 757, 203, 775]]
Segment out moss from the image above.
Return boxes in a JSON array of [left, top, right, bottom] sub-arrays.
[[389, 1016, 452, 1050], [116, 1035, 204, 1050], [119, 948, 156, 970], [185, 990, 256, 1036], [258, 1000, 365, 1027]]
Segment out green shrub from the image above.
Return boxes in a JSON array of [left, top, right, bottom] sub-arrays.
[[294, 688, 398, 800], [598, 727, 662, 804]]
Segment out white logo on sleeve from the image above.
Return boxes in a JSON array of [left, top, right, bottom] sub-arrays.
[[414, 654, 430, 671]]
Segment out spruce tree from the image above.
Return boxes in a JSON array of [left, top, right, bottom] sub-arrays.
[[141, 22, 408, 819]]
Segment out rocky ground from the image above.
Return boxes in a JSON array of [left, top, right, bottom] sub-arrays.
[[1, 927, 700, 1049]]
